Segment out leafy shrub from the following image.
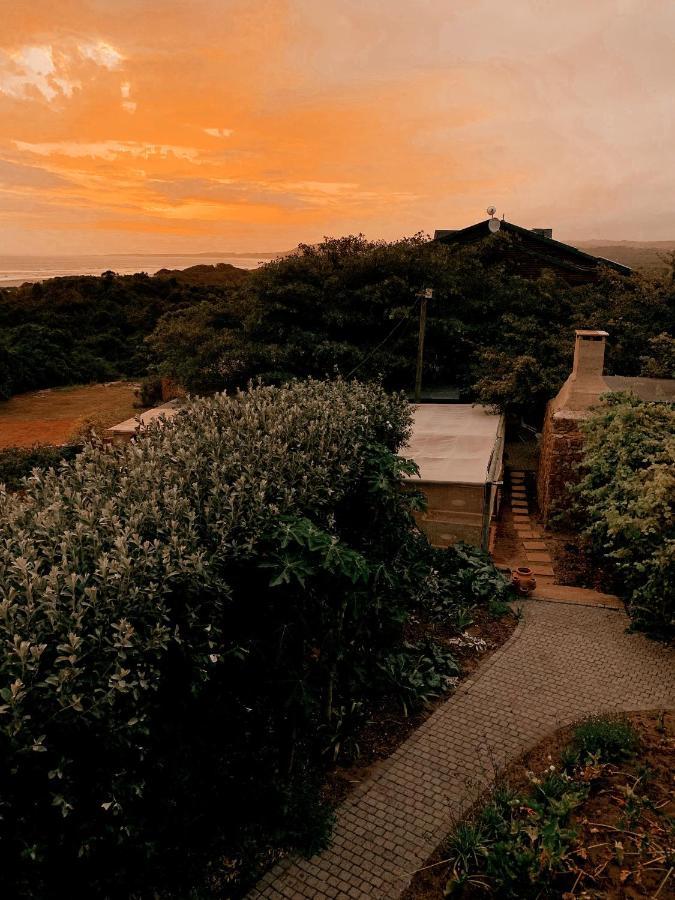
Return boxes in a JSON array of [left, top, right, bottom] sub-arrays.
[[570, 393, 674, 635], [376, 641, 459, 716], [571, 715, 639, 762], [416, 543, 511, 625], [138, 374, 164, 407], [0, 378, 461, 897], [443, 768, 588, 898], [0, 444, 82, 490]]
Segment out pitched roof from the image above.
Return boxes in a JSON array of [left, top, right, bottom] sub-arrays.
[[434, 219, 632, 281]]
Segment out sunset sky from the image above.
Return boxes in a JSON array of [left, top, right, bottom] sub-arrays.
[[1, 0, 674, 254]]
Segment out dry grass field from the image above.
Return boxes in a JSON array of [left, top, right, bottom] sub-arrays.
[[0, 382, 142, 449]]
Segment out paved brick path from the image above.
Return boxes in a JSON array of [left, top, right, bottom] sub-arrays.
[[250, 600, 674, 900]]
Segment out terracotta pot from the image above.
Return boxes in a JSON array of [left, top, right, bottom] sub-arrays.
[[511, 566, 537, 595]]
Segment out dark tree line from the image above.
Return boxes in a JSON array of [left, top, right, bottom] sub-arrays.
[[2, 234, 673, 421], [0, 265, 245, 400]]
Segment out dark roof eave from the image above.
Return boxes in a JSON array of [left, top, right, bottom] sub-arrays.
[[434, 219, 632, 275]]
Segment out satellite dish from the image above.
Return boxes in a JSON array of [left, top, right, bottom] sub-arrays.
[[486, 205, 497, 216], [488, 218, 501, 233]]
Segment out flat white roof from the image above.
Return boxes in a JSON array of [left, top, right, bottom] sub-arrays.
[[401, 404, 503, 485]]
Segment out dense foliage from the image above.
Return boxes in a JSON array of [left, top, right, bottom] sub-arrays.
[[0, 445, 82, 490], [3, 235, 673, 423], [570, 394, 674, 635], [0, 265, 246, 399], [147, 234, 675, 421], [0, 379, 508, 897]]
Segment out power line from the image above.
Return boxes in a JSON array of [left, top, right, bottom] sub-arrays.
[[345, 308, 413, 378]]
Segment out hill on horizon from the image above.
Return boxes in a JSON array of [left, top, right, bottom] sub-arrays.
[[573, 239, 675, 275], [153, 262, 250, 286]]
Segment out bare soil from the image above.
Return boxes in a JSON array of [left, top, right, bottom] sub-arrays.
[[404, 710, 675, 899], [0, 382, 142, 448]]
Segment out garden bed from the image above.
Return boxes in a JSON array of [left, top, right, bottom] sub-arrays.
[[404, 710, 674, 899], [324, 608, 519, 807]]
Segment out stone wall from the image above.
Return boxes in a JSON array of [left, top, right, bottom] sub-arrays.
[[537, 401, 585, 523]]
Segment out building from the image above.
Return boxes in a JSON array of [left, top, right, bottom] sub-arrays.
[[400, 404, 505, 550], [537, 330, 675, 521], [434, 219, 631, 284]]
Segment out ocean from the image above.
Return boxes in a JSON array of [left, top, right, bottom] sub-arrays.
[[0, 253, 278, 287]]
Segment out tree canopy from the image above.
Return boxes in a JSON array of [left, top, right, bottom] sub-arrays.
[[2, 233, 673, 422]]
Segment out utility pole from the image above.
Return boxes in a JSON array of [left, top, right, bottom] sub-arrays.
[[414, 288, 432, 402]]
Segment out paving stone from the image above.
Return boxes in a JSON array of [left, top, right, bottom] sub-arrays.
[[529, 565, 555, 576], [250, 603, 674, 900], [523, 541, 547, 551], [526, 551, 552, 563]]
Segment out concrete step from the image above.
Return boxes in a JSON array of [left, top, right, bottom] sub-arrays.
[[533, 580, 623, 610]]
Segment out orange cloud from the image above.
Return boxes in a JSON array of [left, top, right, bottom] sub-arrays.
[[1, 0, 675, 253]]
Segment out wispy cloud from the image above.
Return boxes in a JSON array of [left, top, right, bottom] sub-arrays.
[[120, 81, 136, 113], [204, 127, 233, 138], [77, 40, 123, 70], [14, 141, 200, 162], [0, 45, 71, 101], [0, 38, 124, 103]]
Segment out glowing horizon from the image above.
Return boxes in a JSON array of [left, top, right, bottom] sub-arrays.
[[1, 0, 674, 254]]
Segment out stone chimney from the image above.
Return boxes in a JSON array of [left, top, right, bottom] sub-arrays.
[[572, 330, 608, 379], [537, 329, 609, 522], [551, 329, 609, 414]]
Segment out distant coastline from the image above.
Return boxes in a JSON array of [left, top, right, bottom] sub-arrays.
[[0, 252, 283, 287]]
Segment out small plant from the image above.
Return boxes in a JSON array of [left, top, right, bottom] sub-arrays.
[[559, 744, 579, 772], [319, 701, 367, 763], [377, 641, 459, 716], [572, 715, 639, 762], [487, 599, 511, 619], [442, 766, 587, 898], [446, 821, 488, 876], [454, 606, 475, 632], [415, 543, 511, 626]]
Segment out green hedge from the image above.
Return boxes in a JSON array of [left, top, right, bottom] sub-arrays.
[[0, 379, 446, 896], [0, 444, 82, 491], [572, 393, 674, 635]]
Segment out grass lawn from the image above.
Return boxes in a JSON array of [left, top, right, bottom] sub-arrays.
[[0, 381, 142, 448]]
